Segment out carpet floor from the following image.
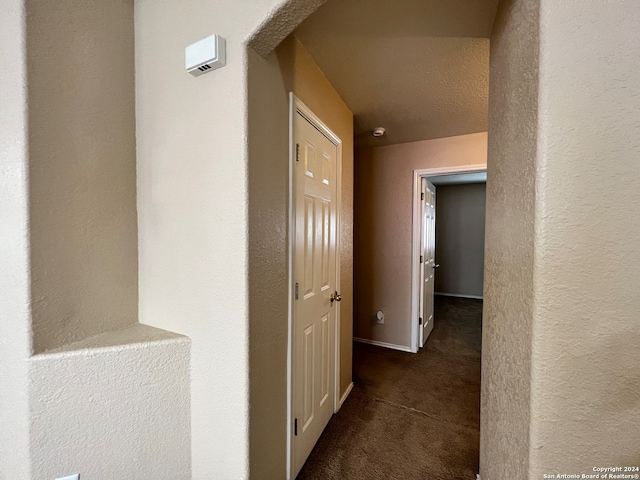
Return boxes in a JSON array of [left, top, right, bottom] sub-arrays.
[[297, 296, 483, 480]]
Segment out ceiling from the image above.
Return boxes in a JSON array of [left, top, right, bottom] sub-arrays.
[[294, 0, 499, 147]]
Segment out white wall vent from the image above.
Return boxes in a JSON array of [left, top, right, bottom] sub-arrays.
[[185, 34, 226, 77]]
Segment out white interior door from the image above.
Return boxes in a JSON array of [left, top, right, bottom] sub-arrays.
[[292, 109, 339, 478], [419, 179, 436, 347]]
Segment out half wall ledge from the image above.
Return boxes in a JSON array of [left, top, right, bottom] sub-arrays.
[[28, 324, 191, 479], [31, 323, 189, 356]]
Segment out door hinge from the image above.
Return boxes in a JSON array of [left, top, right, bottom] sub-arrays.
[[420, 255, 423, 264], [296, 143, 300, 162], [419, 317, 423, 325], [421, 192, 424, 200], [294, 418, 298, 436], [295, 283, 299, 300]]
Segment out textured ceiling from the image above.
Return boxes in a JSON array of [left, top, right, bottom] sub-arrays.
[[294, 0, 499, 147]]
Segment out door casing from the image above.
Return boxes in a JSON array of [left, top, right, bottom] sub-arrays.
[[410, 165, 486, 353], [287, 93, 342, 479]]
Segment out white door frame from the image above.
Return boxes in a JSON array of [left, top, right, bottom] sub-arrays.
[[410, 164, 486, 352], [287, 93, 342, 479]]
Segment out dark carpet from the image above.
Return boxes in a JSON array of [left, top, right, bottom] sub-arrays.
[[297, 296, 482, 480]]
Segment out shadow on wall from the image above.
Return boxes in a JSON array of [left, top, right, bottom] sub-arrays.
[[434, 182, 486, 298]]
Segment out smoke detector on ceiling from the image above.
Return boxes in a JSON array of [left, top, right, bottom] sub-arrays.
[[372, 127, 386, 137]]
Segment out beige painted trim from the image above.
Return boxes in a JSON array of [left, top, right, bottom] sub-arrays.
[[337, 382, 354, 411], [353, 337, 413, 353], [410, 164, 487, 352], [287, 93, 343, 480], [435, 292, 484, 300]]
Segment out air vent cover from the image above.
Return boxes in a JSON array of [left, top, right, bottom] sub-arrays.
[[186, 34, 226, 77]]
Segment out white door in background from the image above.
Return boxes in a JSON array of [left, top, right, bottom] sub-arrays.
[[419, 179, 437, 347], [292, 108, 339, 478]]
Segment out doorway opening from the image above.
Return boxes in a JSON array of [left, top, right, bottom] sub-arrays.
[[281, 7, 493, 476], [410, 165, 487, 352], [247, 0, 498, 477]]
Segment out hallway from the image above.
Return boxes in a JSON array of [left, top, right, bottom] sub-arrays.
[[297, 296, 482, 479]]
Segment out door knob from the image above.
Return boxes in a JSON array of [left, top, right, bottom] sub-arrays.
[[330, 291, 342, 303], [433, 264, 440, 268]]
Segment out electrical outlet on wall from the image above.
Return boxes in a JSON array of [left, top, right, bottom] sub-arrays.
[[56, 475, 80, 480]]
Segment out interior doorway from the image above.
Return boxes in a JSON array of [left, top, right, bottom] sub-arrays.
[[410, 165, 487, 352], [246, 0, 498, 477]]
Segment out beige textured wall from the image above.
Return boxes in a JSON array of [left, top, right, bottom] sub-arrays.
[[247, 46, 289, 478], [354, 133, 487, 348], [529, 0, 640, 474], [0, 0, 32, 477], [434, 183, 486, 298], [482, 0, 640, 477], [1, 1, 192, 478], [135, 1, 325, 476], [29, 327, 191, 479], [247, 34, 353, 477], [27, 0, 138, 353], [22, 2, 192, 478], [480, 0, 538, 477]]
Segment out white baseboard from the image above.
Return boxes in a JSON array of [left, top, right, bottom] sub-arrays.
[[337, 382, 354, 411], [435, 292, 483, 300], [353, 337, 413, 353]]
